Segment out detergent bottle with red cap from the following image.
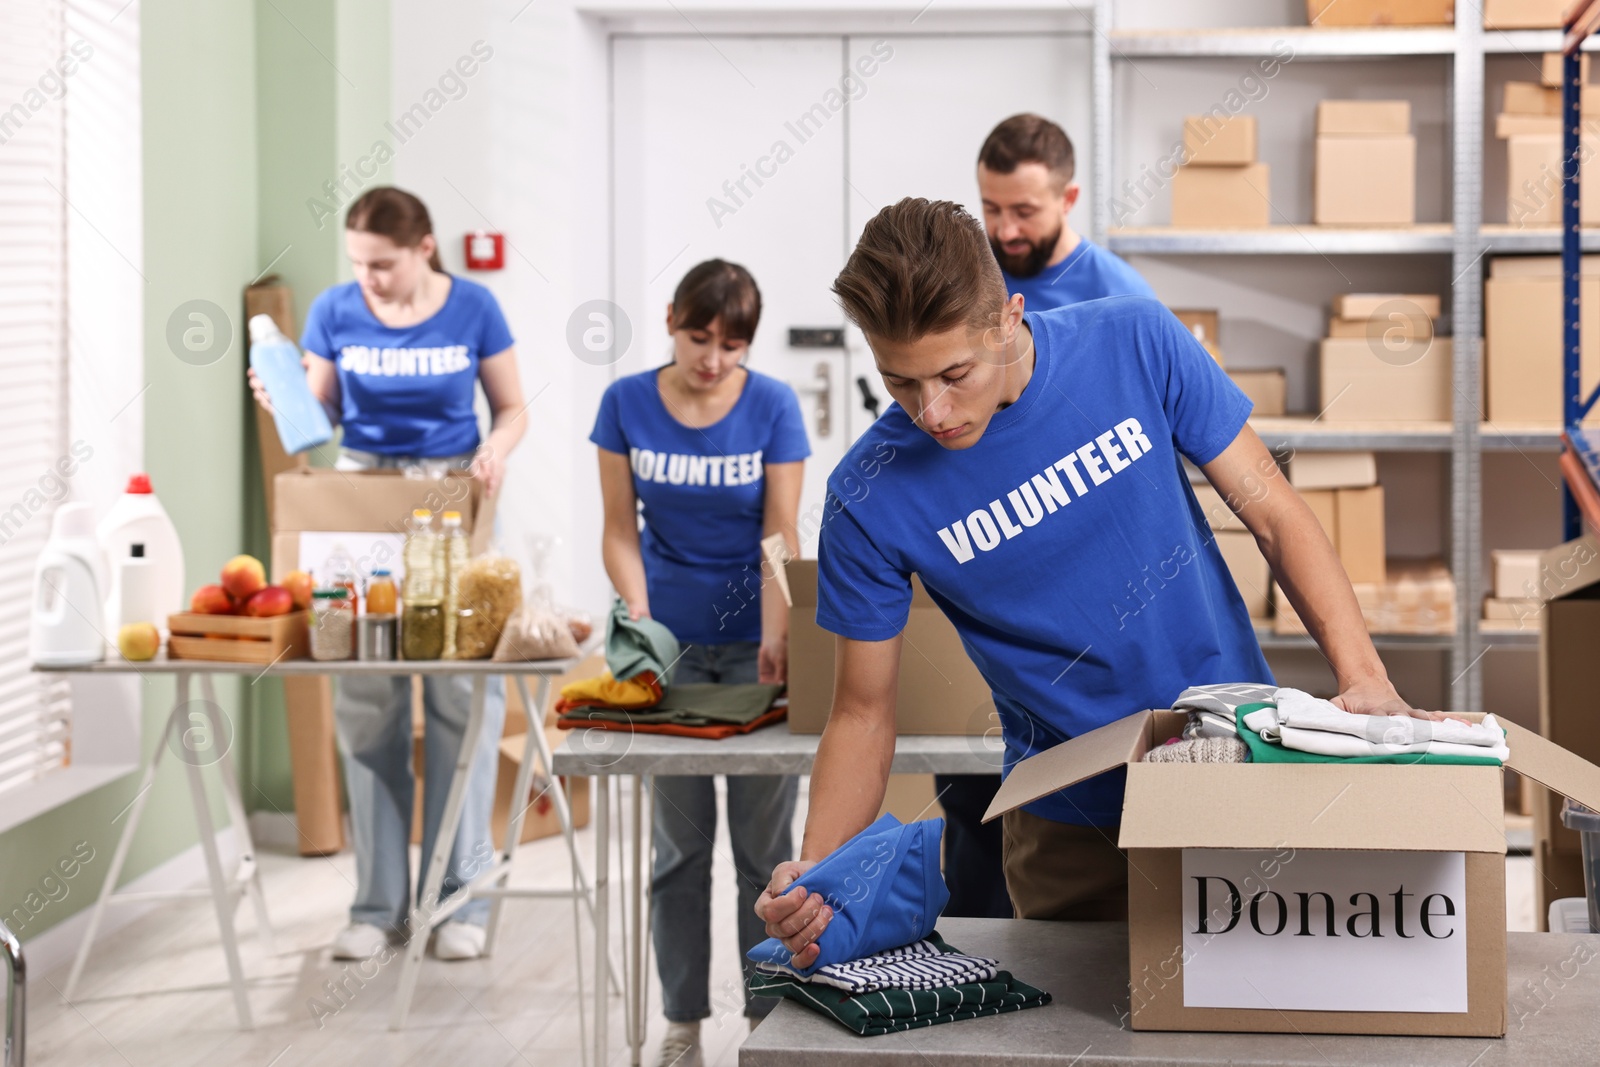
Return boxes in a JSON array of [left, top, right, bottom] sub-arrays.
[[97, 473, 185, 639]]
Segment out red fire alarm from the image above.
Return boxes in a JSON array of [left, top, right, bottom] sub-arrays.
[[464, 231, 505, 271]]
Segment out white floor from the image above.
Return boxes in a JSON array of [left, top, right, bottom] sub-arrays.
[[22, 787, 1541, 1067]]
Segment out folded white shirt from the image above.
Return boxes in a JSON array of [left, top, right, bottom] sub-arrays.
[[1242, 700, 1508, 762], [1274, 687, 1504, 748]]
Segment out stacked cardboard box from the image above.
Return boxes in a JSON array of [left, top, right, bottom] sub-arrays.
[[1485, 0, 1580, 29], [1484, 256, 1600, 422], [1314, 101, 1416, 226], [1305, 0, 1453, 25], [1170, 306, 1287, 415], [1281, 455, 1387, 587], [1171, 308, 1222, 363], [1320, 292, 1451, 421], [1484, 547, 1546, 627], [1172, 114, 1270, 228], [1190, 479, 1272, 620], [1275, 558, 1456, 635], [1499, 59, 1600, 226]]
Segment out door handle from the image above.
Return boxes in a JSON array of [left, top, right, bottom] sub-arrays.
[[788, 362, 831, 438], [856, 376, 881, 421]]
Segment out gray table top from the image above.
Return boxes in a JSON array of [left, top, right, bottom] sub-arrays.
[[741, 918, 1597, 1066], [551, 722, 1001, 777], [32, 649, 586, 677]]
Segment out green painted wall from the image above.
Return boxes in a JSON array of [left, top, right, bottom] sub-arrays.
[[247, 0, 392, 814]]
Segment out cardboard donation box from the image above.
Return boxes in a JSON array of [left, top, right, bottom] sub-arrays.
[[985, 709, 1600, 1036], [782, 559, 994, 736]]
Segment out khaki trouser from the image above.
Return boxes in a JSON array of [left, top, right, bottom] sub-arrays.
[[1002, 808, 1130, 920]]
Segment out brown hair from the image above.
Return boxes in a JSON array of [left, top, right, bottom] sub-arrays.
[[345, 186, 444, 271], [832, 198, 1007, 344], [977, 113, 1075, 187], [671, 259, 762, 343]]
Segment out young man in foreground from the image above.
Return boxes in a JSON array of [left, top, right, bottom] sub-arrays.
[[756, 198, 1442, 963]]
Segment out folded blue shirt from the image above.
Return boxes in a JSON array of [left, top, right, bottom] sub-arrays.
[[748, 814, 949, 976]]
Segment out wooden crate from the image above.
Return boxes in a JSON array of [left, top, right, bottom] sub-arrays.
[[167, 611, 308, 663]]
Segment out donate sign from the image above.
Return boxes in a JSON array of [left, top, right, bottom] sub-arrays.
[[1181, 848, 1468, 1013]]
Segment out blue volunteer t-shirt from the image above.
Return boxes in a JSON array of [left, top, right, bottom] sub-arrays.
[[1003, 237, 1156, 311], [301, 277, 514, 457], [591, 368, 811, 645], [816, 297, 1272, 826]]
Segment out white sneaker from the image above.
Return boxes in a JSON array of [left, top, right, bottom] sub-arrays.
[[432, 921, 487, 961], [656, 1021, 702, 1067], [331, 922, 390, 960]]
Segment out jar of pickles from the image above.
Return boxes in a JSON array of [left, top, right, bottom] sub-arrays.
[[401, 602, 444, 660], [310, 589, 354, 660]]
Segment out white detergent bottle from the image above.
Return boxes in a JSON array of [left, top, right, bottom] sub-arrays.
[[97, 474, 185, 637], [30, 503, 105, 666]]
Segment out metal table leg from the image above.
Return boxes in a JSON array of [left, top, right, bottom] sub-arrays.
[[594, 773, 610, 1067], [198, 674, 274, 956], [2, 917, 23, 1067], [390, 673, 489, 1030]]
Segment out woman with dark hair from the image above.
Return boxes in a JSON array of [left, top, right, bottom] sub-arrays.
[[248, 186, 527, 962], [591, 259, 809, 1067]]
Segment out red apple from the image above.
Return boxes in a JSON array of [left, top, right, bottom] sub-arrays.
[[221, 554, 267, 600], [243, 586, 293, 618], [281, 569, 314, 610], [190, 584, 233, 615]]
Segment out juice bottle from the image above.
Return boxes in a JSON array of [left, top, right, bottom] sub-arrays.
[[366, 568, 397, 615]]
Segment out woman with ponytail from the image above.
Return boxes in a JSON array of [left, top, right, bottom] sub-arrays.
[[248, 186, 526, 962]]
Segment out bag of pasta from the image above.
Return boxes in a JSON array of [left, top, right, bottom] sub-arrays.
[[455, 556, 523, 660], [491, 605, 580, 661]]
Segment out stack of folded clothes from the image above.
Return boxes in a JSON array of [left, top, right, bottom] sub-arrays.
[[553, 597, 787, 738], [747, 814, 1050, 1035], [1239, 687, 1508, 765]]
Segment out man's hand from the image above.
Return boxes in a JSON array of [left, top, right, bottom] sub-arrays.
[[1331, 677, 1468, 724], [754, 859, 831, 970]]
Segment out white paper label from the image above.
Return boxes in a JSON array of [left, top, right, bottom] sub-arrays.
[[1180, 849, 1468, 1013], [297, 531, 406, 586]]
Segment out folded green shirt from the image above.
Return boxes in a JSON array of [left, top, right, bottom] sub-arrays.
[[1234, 703, 1504, 766], [748, 966, 1051, 1037]]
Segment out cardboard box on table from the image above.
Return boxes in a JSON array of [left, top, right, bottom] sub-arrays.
[[780, 558, 994, 737], [1533, 535, 1600, 924], [984, 708, 1600, 1036]]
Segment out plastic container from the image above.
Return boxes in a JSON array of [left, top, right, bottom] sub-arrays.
[[323, 542, 359, 609], [402, 510, 443, 603], [1560, 798, 1600, 934], [248, 314, 334, 455], [113, 543, 158, 627], [309, 589, 354, 661], [440, 511, 469, 658], [366, 569, 397, 616], [30, 502, 105, 666], [97, 474, 184, 638]]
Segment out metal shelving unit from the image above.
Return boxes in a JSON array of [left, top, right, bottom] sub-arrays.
[[1092, 3, 1489, 711]]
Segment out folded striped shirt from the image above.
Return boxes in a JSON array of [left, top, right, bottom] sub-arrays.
[[753, 934, 999, 993]]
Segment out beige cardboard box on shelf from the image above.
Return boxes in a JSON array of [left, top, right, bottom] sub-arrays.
[[1182, 115, 1256, 167], [983, 708, 1600, 1036], [1226, 369, 1286, 416], [1484, 257, 1600, 421], [1505, 133, 1600, 227], [1190, 482, 1245, 531], [780, 557, 994, 736], [1305, 0, 1454, 25], [1326, 315, 1430, 340], [1333, 292, 1441, 320], [1319, 337, 1451, 421], [1316, 100, 1412, 137], [1494, 112, 1560, 138], [1541, 51, 1591, 87], [1171, 308, 1222, 363], [1212, 530, 1270, 619], [1281, 486, 1385, 586], [1274, 558, 1455, 635], [1315, 135, 1417, 226], [1485, 0, 1576, 28], [1171, 163, 1270, 228], [1533, 535, 1600, 923], [1492, 548, 1545, 600], [1287, 451, 1378, 490], [1483, 596, 1543, 623]]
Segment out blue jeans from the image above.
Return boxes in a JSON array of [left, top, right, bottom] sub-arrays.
[[335, 673, 506, 932], [332, 446, 504, 932], [651, 642, 798, 1021]]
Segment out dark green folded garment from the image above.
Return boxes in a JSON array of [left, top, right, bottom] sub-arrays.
[[1234, 703, 1504, 766], [748, 959, 1050, 1037], [559, 682, 782, 727]]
